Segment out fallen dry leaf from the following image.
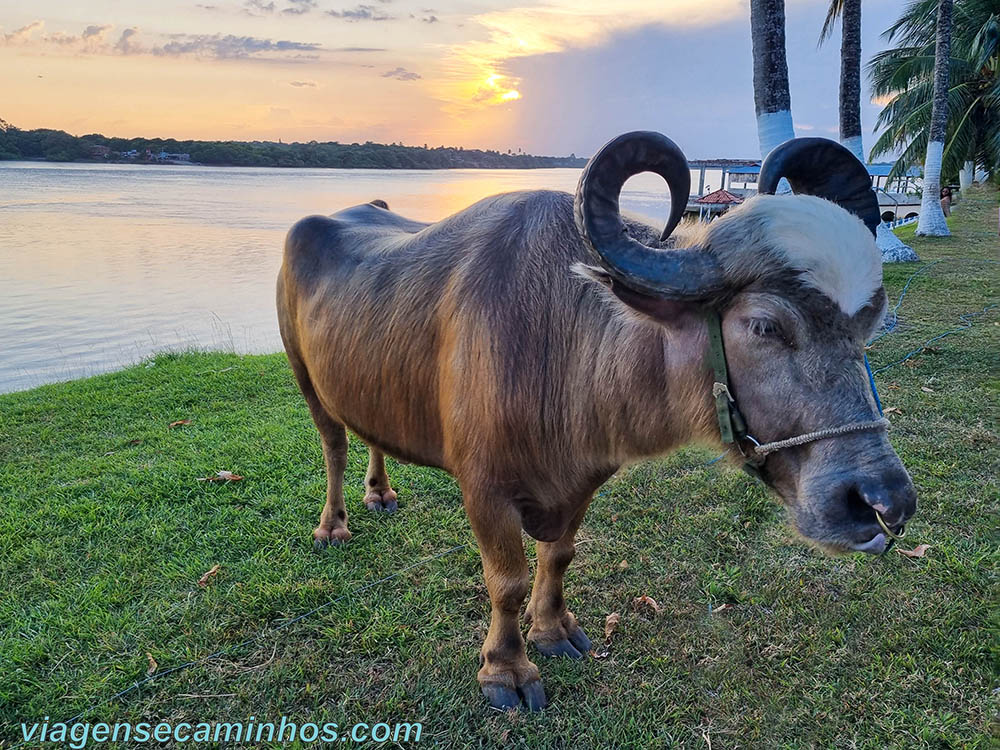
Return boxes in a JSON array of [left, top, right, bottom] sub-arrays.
[[127, 439, 142, 446], [921, 387, 935, 394], [610, 513, 619, 523], [198, 564, 222, 587], [146, 651, 158, 676], [883, 406, 903, 415], [591, 612, 621, 659], [604, 612, 621, 641], [197, 470, 243, 482], [897, 544, 931, 559], [711, 603, 731, 614], [169, 419, 192, 428], [633, 595, 661, 614], [618, 559, 629, 570]]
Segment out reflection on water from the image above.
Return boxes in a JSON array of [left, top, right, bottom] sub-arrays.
[[0, 161, 712, 393]]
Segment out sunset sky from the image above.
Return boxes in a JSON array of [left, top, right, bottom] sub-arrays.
[[1, 0, 904, 158]]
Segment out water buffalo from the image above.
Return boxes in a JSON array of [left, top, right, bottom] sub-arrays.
[[276, 132, 916, 711]]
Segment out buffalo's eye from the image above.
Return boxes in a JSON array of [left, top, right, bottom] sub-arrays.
[[747, 317, 786, 342]]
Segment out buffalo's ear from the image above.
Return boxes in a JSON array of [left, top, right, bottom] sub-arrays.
[[575, 262, 706, 322], [853, 287, 888, 339], [609, 279, 706, 322]]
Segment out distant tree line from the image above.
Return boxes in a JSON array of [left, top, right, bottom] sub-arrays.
[[0, 119, 587, 170]]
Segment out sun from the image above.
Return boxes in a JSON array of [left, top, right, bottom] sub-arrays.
[[478, 72, 521, 105]]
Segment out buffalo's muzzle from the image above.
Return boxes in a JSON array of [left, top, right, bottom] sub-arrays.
[[840, 472, 917, 554]]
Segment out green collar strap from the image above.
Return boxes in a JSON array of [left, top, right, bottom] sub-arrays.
[[705, 311, 748, 446]]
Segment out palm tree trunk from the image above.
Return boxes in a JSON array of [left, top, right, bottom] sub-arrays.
[[959, 160, 974, 192], [916, 0, 952, 236], [750, 0, 795, 159], [839, 0, 864, 161]]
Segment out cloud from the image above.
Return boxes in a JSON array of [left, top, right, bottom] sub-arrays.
[[115, 27, 140, 54], [1, 22, 321, 63], [3, 22, 115, 50], [150, 33, 321, 60], [282, 0, 317, 14], [421, 15, 438, 23], [82, 25, 112, 40], [244, 0, 276, 14], [332, 46, 384, 52], [441, 0, 744, 112], [3, 20, 44, 44], [382, 66, 421, 81], [289, 80, 317, 86], [326, 5, 393, 21], [44, 31, 79, 45]]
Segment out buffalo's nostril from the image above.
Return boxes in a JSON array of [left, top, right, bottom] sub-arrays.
[[859, 485, 893, 520], [859, 477, 915, 528], [844, 485, 877, 526]]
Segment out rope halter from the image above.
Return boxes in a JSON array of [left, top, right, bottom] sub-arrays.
[[705, 312, 889, 469], [704, 311, 906, 549]]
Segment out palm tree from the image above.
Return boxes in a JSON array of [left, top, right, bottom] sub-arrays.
[[870, 0, 999, 185], [915, 0, 953, 236], [750, 0, 795, 159], [819, 0, 865, 161]]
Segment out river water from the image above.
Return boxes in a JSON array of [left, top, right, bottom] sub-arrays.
[[0, 161, 716, 393]]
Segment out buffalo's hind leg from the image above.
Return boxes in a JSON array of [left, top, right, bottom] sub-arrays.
[[286, 352, 352, 550], [363, 449, 398, 513], [464, 483, 546, 712], [524, 499, 593, 659]]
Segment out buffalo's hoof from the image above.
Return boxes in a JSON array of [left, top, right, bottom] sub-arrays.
[[531, 627, 592, 659], [312, 527, 351, 551], [481, 680, 547, 712], [364, 489, 398, 513]]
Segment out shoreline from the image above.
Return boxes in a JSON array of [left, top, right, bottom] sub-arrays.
[[0, 157, 589, 171]]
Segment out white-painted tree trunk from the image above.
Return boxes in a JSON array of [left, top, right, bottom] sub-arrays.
[[757, 110, 794, 192], [756, 109, 795, 159], [876, 222, 919, 262], [916, 140, 950, 236], [959, 160, 974, 192], [841, 134, 864, 164]]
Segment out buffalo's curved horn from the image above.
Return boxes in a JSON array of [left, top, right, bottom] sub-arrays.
[[575, 131, 725, 300], [758, 137, 880, 236]]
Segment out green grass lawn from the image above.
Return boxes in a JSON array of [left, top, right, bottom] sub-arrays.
[[1, 189, 998, 749]]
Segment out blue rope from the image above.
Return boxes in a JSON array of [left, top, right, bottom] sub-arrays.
[[872, 303, 998, 375], [868, 260, 942, 346], [867, 257, 999, 347], [864, 354, 884, 415], [867, 258, 998, 374]]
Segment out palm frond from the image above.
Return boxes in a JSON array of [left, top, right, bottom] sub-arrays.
[[871, 0, 1000, 176], [818, 0, 845, 46]]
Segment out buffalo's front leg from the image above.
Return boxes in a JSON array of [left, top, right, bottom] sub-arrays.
[[524, 500, 592, 659], [464, 486, 546, 711], [363, 448, 398, 512]]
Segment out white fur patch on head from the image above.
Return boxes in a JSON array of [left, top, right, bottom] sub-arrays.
[[712, 194, 883, 315]]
